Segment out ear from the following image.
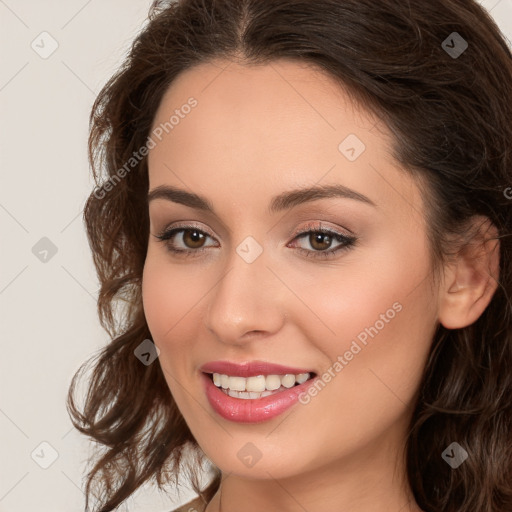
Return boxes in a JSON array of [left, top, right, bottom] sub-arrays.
[[438, 216, 500, 329]]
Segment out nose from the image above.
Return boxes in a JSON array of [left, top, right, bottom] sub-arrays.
[[204, 243, 286, 346]]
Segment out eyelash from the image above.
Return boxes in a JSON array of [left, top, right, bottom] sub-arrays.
[[153, 221, 358, 260]]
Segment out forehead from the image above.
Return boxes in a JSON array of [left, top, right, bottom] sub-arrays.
[[147, 59, 423, 225], [149, 58, 379, 153]]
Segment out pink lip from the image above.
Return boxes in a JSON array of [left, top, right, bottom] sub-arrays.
[[200, 370, 318, 424], [200, 360, 314, 377]]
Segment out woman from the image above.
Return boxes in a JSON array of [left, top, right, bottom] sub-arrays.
[[67, 0, 512, 511]]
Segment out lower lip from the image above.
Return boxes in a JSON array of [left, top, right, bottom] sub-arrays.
[[201, 372, 318, 423]]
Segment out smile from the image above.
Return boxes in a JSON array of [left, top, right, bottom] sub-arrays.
[[209, 372, 312, 399], [199, 360, 318, 422]]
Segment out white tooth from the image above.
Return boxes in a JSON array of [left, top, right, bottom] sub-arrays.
[[213, 373, 221, 386], [220, 374, 230, 389], [248, 391, 261, 399], [246, 375, 266, 392], [261, 390, 273, 397], [229, 376, 246, 391], [281, 374, 296, 388], [296, 373, 310, 384], [227, 389, 239, 398], [265, 375, 281, 390]]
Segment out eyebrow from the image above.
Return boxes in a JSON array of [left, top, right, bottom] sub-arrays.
[[147, 183, 376, 214]]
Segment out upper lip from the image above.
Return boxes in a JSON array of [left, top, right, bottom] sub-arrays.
[[200, 360, 316, 377]]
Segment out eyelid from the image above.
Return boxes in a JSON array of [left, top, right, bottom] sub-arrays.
[[289, 220, 354, 239], [154, 220, 358, 262], [156, 220, 353, 245], [286, 222, 357, 256], [160, 221, 217, 239]]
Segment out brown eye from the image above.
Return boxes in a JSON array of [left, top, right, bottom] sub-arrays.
[[154, 226, 218, 255], [289, 225, 357, 260], [182, 229, 207, 249], [309, 232, 333, 251]]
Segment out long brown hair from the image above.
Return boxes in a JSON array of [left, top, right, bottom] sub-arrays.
[[67, 0, 512, 510]]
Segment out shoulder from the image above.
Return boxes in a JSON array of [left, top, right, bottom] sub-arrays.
[[168, 495, 208, 512]]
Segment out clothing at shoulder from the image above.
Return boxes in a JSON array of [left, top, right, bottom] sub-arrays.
[[169, 495, 208, 512]]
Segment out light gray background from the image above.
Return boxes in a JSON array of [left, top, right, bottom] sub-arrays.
[[1, 1, 511, 511]]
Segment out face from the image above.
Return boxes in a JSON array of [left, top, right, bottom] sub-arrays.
[[142, 59, 440, 481]]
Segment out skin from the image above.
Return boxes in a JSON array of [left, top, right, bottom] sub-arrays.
[[141, 58, 500, 512]]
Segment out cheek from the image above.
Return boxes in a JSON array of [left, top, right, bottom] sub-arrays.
[[289, 235, 436, 369], [141, 256, 210, 408], [141, 254, 208, 352], [280, 248, 436, 460], [296, 241, 433, 346]]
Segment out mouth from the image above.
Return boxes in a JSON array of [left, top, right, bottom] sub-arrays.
[[203, 371, 317, 400], [199, 361, 319, 423]]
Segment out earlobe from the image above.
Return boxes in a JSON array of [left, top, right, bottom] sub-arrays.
[[438, 216, 500, 330]]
